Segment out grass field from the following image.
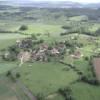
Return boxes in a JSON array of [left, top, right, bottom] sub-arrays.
[[0, 62, 18, 75], [20, 23, 64, 34], [72, 82, 100, 100], [0, 80, 18, 100], [15, 62, 78, 97], [0, 33, 27, 50], [0, 75, 30, 100]]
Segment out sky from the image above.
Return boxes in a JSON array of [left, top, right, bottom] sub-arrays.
[[1, 0, 100, 4], [30, 0, 100, 3]]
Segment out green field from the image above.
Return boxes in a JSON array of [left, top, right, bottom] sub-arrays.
[[0, 75, 30, 100], [72, 82, 100, 100], [22, 23, 64, 34], [15, 62, 78, 96], [0, 33, 27, 50]]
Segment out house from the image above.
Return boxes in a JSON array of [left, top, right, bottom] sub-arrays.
[[18, 38, 33, 49], [51, 48, 60, 55], [39, 44, 48, 51], [31, 49, 48, 62], [4, 51, 10, 59], [16, 39, 22, 48]]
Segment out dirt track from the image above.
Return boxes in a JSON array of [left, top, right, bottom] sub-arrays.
[[16, 80, 37, 100]]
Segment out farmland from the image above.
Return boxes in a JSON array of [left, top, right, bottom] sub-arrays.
[[0, 5, 100, 100], [0, 33, 27, 50], [15, 62, 79, 96]]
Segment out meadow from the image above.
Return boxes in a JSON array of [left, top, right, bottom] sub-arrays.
[[0, 33, 27, 50], [15, 62, 78, 96]]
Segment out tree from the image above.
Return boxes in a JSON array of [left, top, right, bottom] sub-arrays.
[[16, 73, 21, 78], [6, 71, 11, 77], [19, 25, 28, 31]]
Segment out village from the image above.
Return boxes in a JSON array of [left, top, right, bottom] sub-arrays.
[[1, 35, 85, 67]]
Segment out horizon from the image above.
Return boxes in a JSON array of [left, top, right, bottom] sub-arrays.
[[0, 0, 100, 4]]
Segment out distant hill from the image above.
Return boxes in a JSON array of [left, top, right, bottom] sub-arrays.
[[0, 0, 100, 8]]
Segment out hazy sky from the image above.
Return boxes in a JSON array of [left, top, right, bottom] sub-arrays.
[[31, 0, 100, 3], [1, 0, 100, 4]]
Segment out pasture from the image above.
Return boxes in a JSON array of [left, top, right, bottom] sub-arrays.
[[22, 23, 64, 34], [15, 62, 79, 97], [0, 33, 27, 50], [72, 82, 100, 100], [0, 75, 30, 100]]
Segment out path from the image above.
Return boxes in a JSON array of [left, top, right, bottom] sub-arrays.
[[16, 80, 37, 100]]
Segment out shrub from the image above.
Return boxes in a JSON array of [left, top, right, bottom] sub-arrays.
[[80, 75, 100, 86], [62, 26, 71, 30], [36, 93, 44, 100], [60, 32, 67, 36], [16, 73, 21, 78], [6, 71, 11, 77], [19, 25, 28, 31], [84, 56, 89, 61], [58, 87, 74, 100]]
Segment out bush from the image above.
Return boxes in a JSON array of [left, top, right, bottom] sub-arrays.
[[6, 71, 11, 77], [80, 75, 100, 86], [36, 93, 44, 100], [2, 51, 17, 61], [58, 87, 74, 100], [62, 26, 71, 30], [19, 25, 28, 31], [84, 56, 89, 61], [60, 32, 67, 36], [16, 73, 21, 78]]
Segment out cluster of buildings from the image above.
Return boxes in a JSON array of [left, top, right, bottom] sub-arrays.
[[16, 38, 66, 64], [2, 38, 84, 66]]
